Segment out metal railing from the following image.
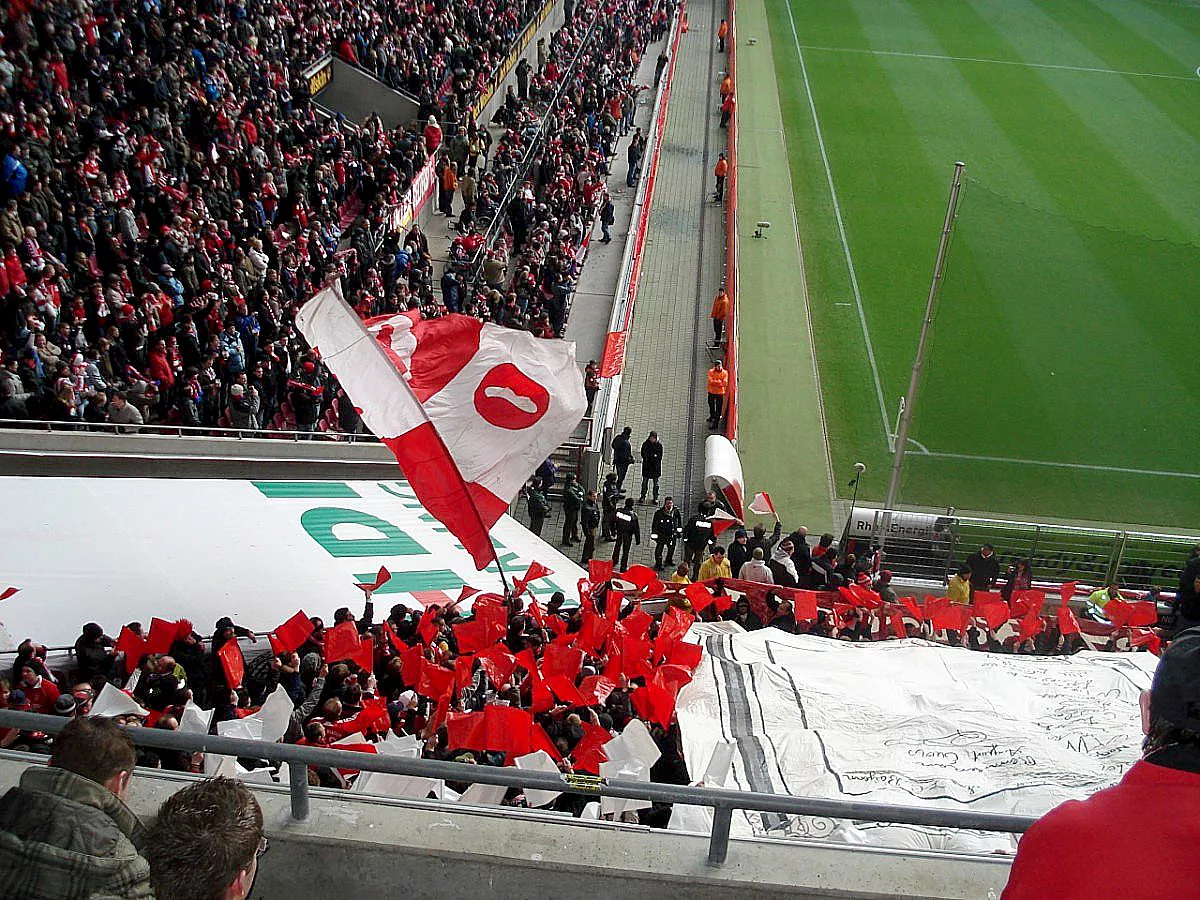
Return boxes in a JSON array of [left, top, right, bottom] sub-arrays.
[[859, 512, 1198, 591], [0, 417, 379, 443], [0, 708, 1034, 867]]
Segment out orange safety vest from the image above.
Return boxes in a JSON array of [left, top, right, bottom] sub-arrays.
[[710, 290, 729, 320], [714, 158, 728, 178], [442, 167, 458, 192], [718, 21, 729, 39], [707, 366, 729, 395], [720, 76, 732, 98]]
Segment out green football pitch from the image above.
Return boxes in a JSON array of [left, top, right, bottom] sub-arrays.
[[753, 0, 1200, 530]]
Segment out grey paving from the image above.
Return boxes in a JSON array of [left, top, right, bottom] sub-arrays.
[[610, 0, 727, 519], [513, 0, 731, 570]]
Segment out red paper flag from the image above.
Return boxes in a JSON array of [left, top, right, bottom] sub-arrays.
[[527, 599, 546, 628], [684, 581, 716, 614], [476, 645, 519, 685], [325, 621, 361, 663], [899, 596, 924, 623], [417, 607, 441, 645], [382, 620, 406, 654], [446, 711, 486, 751], [399, 642, 425, 687], [579, 675, 618, 705], [620, 564, 658, 592], [450, 585, 480, 609], [1059, 581, 1077, 604], [710, 508, 740, 538], [455, 654, 475, 692], [1127, 601, 1158, 628], [1130, 627, 1162, 655], [115, 626, 148, 664], [273, 610, 314, 655], [484, 705, 534, 755], [218, 640, 244, 688], [145, 617, 177, 656], [543, 644, 585, 681], [1017, 612, 1045, 643], [417, 663, 455, 700], [793, 589, 820, 622], [355, 566, 392, 593], [268, 633, 285, 656], [574, 611, 613, 655], [453, 619, 492, 654], [972, 592, 1011, 630], [654, 606, 696, 662], [545, 674, 586, 706], [666, 640, 703, 671], [351, 635, 374, 674], [839, 584, 882, 610], [1057, 605, 1081, 636], [652, 664, 693, 699], [0, 587, 18, 602], [631, 683, 676, 726], [589, 560, 614, 584], [1105, 597, 1134, 628], [623, 605, 654, 640], [520, 561, 553, 588], [1011, 589, 1046, 619]]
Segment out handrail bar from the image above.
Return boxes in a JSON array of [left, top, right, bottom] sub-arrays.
[[0, 707, 1037, 864]]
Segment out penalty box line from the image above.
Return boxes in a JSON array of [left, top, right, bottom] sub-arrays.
[[921, 449, 1200, 480], [800, 45, 1200, 82]]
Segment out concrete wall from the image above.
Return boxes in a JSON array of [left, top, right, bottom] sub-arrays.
[[0, 754, 1012, 899]]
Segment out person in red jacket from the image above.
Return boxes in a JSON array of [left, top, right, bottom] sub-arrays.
[[18, 663, 60, 714], [1002, 626, 1200, 899]]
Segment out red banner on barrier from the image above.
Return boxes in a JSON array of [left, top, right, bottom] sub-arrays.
[[599, 330, 627, 377]]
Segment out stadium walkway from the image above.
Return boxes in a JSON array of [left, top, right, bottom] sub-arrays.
[[608, 0, 728, 518]]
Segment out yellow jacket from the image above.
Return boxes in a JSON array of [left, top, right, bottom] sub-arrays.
[[947, 574, 971, 605], [698, 556, 732, 582]]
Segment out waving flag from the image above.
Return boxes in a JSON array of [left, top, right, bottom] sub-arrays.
[[747, 492, 777, 519], [710, 507, 740, 538], [297, 282, 586, 569]]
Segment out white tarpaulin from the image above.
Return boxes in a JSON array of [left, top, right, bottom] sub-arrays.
[[0, 477, 584, 650], [673, 624, 1157, 853]]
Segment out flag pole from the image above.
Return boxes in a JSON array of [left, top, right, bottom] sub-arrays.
[[878, 162, 966, 552]]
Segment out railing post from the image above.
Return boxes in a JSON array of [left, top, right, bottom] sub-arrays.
[[1107, 532, 1127, 587], [287, 761, 310, 821], [707, 805, 733, 867]]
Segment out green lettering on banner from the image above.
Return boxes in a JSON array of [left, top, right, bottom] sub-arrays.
[[301, 508, 427, 558], [254, 481, 359, 499], [353, 570, 470, 593]]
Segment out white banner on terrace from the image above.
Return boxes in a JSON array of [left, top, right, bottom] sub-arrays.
[[673, 625, 1156, 853], [0, 477, 584, 650]]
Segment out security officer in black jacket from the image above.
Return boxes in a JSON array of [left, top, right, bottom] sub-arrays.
[[580, 490, 601, 564], [611, 498, 641, 571], [652, 497, 682, 571]]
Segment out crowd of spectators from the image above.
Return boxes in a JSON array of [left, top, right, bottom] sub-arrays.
[[0, 0, 664, 435], [0, 577, 694, 824]]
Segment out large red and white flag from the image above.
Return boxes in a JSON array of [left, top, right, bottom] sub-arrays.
[[296, 282, 587, 569]]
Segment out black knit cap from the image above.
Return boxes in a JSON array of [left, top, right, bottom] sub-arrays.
[[1150, 626, 1200, 732]]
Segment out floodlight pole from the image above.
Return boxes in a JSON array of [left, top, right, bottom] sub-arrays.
[[879, 161, 966, 551]]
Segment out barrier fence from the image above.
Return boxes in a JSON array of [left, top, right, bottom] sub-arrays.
[[722, 0, 740, 441], [0, 708, 1035, 868]]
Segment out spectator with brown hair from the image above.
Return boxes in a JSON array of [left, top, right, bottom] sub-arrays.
[[146, 777, 265, 900], [0, 716, 153, 899]]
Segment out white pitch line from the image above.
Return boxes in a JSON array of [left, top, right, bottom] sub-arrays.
[[784, 0, 892, 448], [923, 450, 1200, 480], [801, 44, 1200, 82]]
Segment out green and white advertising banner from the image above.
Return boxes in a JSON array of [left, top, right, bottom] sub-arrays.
[[0, 477, 585, 650]]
